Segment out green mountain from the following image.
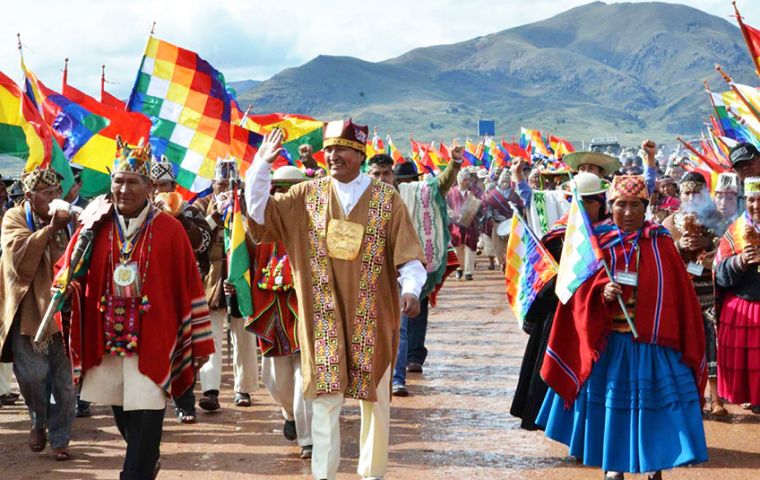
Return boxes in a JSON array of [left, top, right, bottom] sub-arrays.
[[238, 1, 757, 145]]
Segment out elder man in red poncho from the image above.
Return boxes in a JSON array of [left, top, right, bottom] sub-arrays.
[[60, 138, 215, 480]]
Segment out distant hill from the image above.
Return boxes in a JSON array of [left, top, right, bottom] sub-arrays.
[[236, 1, 757, 145], [229, 79, 261, 98], [0, 155, 25, 179]]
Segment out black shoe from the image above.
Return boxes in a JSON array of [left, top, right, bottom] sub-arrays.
[[406, 362, 423, 373], [392, 384, 409, 397], [455, 270, 463, 280], [234, 392, 251, 407], [75, 403, 92, 418], [198, 391, 220, 411], [300, 445, 313, 459], [604, 472, 624, 480], [0, 393, 17, 406], [465, 273, 473, 281], [283, 419, 297, 441], [646, 472, 662, 480]]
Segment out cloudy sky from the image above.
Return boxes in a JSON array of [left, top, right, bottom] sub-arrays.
[[3, 0, 757, 98]]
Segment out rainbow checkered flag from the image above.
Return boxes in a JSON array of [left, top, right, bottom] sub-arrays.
[[128, 36, 254, 192], [505, 212, 558, 327], [554, 186, 605, 304]]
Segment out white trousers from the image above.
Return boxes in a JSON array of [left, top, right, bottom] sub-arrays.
[[491, 230, 507, 265], [454, 244, 476, 275], [0, 362, 13, 396], [311, 366, 391, 480], [261, 354, 313, 446], [200, 312, 259, 394], [480, 233, 495, 256]]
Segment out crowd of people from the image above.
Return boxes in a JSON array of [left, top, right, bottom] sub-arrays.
[[0, 122, 758, 480]]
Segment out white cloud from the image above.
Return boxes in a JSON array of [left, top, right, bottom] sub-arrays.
[[3, 0, 758, 99]]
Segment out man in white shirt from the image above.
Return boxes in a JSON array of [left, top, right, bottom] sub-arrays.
[[246, 120, 426, 480]]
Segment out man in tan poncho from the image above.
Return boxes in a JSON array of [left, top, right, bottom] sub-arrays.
[[245, 121, 426, 480], [0, 167, 75, 460]]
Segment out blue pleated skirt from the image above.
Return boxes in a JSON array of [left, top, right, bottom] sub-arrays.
[[536, 332, 708, 473]]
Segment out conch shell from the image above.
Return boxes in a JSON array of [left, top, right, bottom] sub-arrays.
[[155, 192, 183, 217]]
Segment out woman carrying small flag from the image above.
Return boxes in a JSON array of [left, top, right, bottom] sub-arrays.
[[537, 175, 708, 480]]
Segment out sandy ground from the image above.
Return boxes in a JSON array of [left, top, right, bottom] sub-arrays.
[[1, 263, 759, 480]]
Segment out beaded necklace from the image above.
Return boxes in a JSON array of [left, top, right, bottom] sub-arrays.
[[101, 208, 155, 313]]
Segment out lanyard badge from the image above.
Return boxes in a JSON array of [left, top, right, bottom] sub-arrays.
[[614, 227, 641, 287]]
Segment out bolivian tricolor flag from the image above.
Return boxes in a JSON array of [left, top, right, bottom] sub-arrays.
[[226, 189, 253, 316], [0, 70, 73, 194]]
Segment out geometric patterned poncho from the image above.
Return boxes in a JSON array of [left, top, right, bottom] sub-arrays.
[[261, 177, 425, 402]]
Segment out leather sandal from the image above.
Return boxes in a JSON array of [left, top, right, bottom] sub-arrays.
[[53, 448, 71, 461], [175, 408, 197, 424], [710, 404, 729, 418]]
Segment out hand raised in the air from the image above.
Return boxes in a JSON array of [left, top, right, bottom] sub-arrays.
[[258, 128, 285, 164]]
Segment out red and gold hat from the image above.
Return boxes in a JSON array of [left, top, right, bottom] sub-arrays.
[[323, 119, 368, 154], [609, 175, 648, 201]]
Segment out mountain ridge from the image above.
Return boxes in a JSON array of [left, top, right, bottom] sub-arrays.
[[237, 1, 757, 145]]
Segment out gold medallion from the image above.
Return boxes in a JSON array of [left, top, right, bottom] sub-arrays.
[[326, 219, 364, 261]]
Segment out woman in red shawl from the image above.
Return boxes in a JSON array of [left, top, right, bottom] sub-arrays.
[[537, 175, 707, 480], [714, 176, 760, 413]]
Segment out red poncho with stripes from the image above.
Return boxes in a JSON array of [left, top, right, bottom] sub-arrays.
[[246, 241, 299, 356], [62, 211, 214, 395], [540, 221, 707, 405]]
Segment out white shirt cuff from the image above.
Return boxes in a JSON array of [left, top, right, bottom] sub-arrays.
[[245, 153, 273, 225], [205, 214, 217, 230], [398, 260, 426, 298]]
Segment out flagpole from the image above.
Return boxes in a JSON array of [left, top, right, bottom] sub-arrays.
[[101, 64, 106, 100], [676, 136, 712, 166], [240, 104, 252, 127], [599, 257, 639, 338], [62, 58, 68, 91], [711, 128, 732, 152], [733, 0, 760, 77], [567, 180, 639, 338], [715, 64, 760, 124], [703, 80, 726, 137]]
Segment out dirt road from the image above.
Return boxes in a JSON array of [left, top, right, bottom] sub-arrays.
[[1, 266, 759, 479]]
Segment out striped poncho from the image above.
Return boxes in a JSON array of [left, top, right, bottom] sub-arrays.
[[399, 178, 450, 299], [64, 210, 214, 396]]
